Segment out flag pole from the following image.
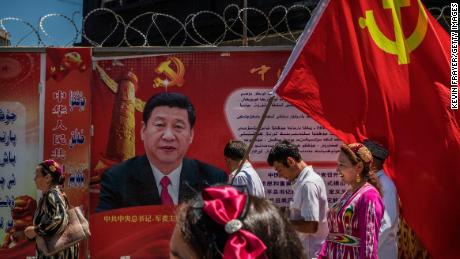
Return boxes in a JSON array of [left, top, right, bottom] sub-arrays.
[[231, 92, 275, 186], [273, 0, 330, 92], [231, 0, 331, 186], [230, 1, 331, 187]]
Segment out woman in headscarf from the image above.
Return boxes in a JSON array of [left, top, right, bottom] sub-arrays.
[[24, 159, 79, 259], [318, 143, 384, 259]]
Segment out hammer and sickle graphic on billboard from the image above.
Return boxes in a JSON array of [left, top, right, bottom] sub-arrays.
[[358, 0, 428, 64], [153, 57, 185, 88]]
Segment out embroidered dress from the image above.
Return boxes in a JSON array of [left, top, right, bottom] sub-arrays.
[[33, 186, 79, 259], [318, 183, 383, 259]]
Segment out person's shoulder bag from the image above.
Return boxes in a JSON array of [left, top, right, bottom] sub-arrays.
[[36, 191, 91, 256]]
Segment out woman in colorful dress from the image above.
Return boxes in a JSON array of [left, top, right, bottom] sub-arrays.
[[24, 159, 79, 259], [318, 143, 384, 259]]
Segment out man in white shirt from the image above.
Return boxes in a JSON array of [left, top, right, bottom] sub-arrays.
[[267, 140, 328, 259], [224, 140, 265, 197], [364, 139, 399, 259]]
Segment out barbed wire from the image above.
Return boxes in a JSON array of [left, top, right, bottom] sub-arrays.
[[0, 4, 453, 47]]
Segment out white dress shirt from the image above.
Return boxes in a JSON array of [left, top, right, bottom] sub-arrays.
[[228, 162, 265, 198], [150, 163, 182, 205], [290, 166, 329, 259], [377, 169, 399, 259]]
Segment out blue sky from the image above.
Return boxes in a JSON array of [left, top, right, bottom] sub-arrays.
[[0, 0, 83, 46]]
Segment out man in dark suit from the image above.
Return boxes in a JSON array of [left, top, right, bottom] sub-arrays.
[[96, 92, 227, 212]]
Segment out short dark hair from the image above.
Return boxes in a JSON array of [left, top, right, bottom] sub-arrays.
[[223, 140, 247, 161], [267, 140, 302, 167], [177, 189, 306, 259], [143, 92, 196, 128]]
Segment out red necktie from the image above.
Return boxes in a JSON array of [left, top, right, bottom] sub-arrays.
[[160, 176, 174, 205]]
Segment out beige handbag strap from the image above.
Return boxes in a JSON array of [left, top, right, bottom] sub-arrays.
[[58, 189, 72, 209]]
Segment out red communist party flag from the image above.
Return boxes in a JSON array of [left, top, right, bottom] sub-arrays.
[[274, 0, 459, 258]]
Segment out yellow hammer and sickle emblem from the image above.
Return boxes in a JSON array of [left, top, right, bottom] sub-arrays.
[[358, 0, 428, 64], [153, 57, 185, 88]]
